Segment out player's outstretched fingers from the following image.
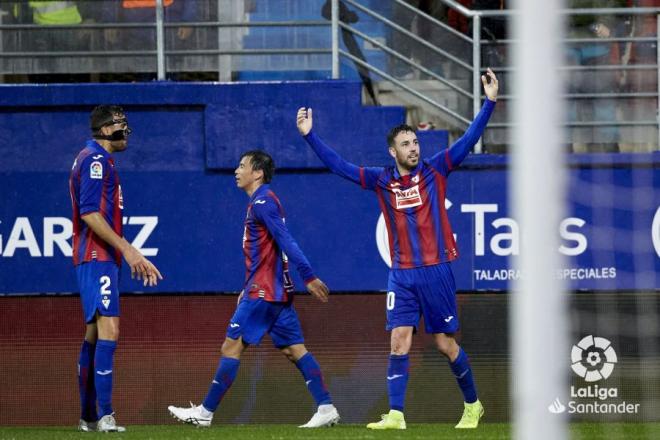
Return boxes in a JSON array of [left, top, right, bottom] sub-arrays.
[[296, 107, 314, 136], [134, 264, 145, 280], [148, 261, 163, 281]]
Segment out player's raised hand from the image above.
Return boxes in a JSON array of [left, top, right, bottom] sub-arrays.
[[124, 245, 163, 287], [296, 107, 313, 136], [306, 278, 329, 303], [482, 67, 499, 102]]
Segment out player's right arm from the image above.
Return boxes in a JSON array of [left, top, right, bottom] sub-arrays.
[[296, 107, 382, 190], [81, 213, 161, 286], [427, 69, 498, 176], [78, 155, 162, 287]]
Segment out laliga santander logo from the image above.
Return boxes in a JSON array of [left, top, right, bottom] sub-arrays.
[[549, 335, 640, 415], [571, 335, 617, 382], [376, 199, 453, 267]]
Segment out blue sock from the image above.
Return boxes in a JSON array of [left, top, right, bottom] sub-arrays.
[[449, 348, 478, 403], [295, 352, 332, 406], [95, 339, 116, 417], [387, 354, 409, 412], [78, 340, 97, 422], [202, 357, 240, 412]]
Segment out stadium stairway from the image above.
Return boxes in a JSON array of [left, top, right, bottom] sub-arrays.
[[237, 0, 388, 82]]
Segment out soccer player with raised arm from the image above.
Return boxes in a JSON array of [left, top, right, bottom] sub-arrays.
[[168, 150, 340, 428], [69, 105, 162, 433], [296, 68, 499, 430]]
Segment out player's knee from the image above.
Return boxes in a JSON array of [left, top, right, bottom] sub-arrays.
[[390, 335, 411, 355], [436, 337, 459, 359], [84, 324, 98, 342], [280, 344, 307, 362], [280, 347, 295, 362], [107, 328, 119, 341], [96, 317, 119, 341], [221, 337, 244, 358]]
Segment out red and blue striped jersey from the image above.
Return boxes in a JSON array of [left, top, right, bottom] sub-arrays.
[[242, 184, 316, 302], [69, 140, 123, 267], [304, 99, 495, 269]]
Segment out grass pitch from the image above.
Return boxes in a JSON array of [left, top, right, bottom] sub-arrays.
[[1, 423, 659, 439]]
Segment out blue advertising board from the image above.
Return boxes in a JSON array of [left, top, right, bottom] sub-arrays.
[[0, 82, 658, 294], [1, 161, 658, 294]]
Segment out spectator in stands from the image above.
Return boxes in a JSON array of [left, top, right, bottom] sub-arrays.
[[391, 0, 447, 80], [447, 0, 471, 35], [566, 0, 627, 153], [470, 0, 508, 68], [322, 0, 379, 104], [11, 2, 87, 51], [6, 2, 92, 82], [99, 0, 198, 80], [618, 0, 659, 151]]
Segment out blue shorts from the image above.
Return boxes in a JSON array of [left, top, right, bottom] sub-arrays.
[[76, 261, 120, 324], [386, 263, 459, 334], [226, 297, 304, 348]]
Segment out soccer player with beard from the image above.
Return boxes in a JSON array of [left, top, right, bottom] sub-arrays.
[[296, 68, 498, 430]]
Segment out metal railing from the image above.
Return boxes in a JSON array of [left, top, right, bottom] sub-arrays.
[[0, 0, 658, 152], [330, 0, 660, 152]]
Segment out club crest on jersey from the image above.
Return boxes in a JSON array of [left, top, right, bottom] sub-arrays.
[[393, 185, 423, 209], [90, 161, 103, 179]]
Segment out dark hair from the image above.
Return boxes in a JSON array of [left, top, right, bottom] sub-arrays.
[[240, 150, 275, 183], [387, 124, 416, 147], [90, 105, 125, 138]]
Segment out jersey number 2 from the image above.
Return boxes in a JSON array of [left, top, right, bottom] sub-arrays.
[[100, 276, 111, 295]]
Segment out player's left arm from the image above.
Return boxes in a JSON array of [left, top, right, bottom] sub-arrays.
[[255, 199, 329, 302], [428, 68, 499, 175]]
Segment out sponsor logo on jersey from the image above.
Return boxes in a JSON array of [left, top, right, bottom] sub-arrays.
[[118, 185, 124, 210], [90, 161, 103, 179], [393, 185, 423, 209]]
